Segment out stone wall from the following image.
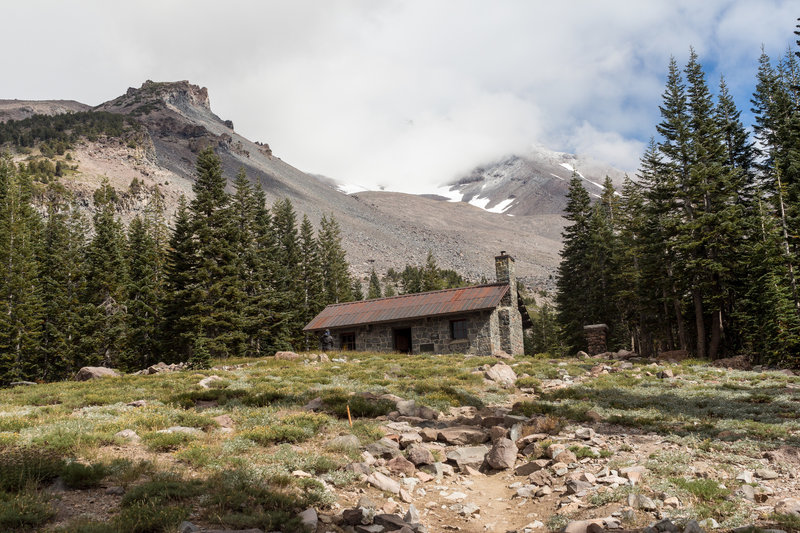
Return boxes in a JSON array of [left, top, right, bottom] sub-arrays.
[[583, 324, 608, 355], [323, 311, 494, 355]]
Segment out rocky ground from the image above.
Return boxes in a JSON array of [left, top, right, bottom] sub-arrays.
[[3, 352, 799, 533]]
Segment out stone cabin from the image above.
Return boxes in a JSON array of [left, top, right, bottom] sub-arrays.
[[304, 252, 531, 356]]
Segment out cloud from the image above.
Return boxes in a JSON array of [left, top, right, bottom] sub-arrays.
[[2, 0, 797, 192]]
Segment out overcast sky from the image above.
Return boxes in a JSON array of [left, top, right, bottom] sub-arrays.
[[3, 1, 798, 192]]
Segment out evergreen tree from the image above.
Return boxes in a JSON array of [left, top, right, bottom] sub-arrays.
[[251, 188, 292, 353], [367, 268, 382, 299], [37, 200, 87, 380], [0, 154, 43, 383], [230, 169, 260, 355], [351, 278, 364, 301], [161, 196, 196, 361], [298, 214, 324, 346], [555, 173, 594, 351], [189, 147, 245, 359], [124, 214, 164, 371], [82, 180, 128, 367], [318, 214, 352, 304]]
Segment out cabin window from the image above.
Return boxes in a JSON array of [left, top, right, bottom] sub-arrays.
[[341, 332, 356, 350], [450, 319, 468, 340]]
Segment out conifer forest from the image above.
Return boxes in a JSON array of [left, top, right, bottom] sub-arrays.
[[555, 24, 800, 368]]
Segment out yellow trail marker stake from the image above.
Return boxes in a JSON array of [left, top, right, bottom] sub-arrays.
[[346, 404, 353, 427]]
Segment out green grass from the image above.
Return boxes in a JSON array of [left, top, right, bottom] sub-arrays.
[[141, 431, 197, 452], [670, 477, 731, 502], [61, 462, 108, 489], [0, 491, 55, 531], [0, 352, 797, 531]]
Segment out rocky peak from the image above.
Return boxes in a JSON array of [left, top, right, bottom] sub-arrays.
[[98, 80, 214, 118]]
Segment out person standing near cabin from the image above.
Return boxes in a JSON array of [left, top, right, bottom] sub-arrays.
[[320, 329, 334, 351]]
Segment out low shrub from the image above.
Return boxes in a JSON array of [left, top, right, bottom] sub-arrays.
[[61, 462, 108, 489], [0, 447, 64, 492], [671, 477, 730, 502], [121, 477, 203, 507], [141, 431, 197, 452], [0, 490, 55, 531]]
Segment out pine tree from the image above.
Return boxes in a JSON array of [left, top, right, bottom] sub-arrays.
[[351, 278, 364, 301], [189, 147, 245, 359], [298, 214, 324, 347], [318, 214, 352, 304], [124, 213, 164, 371], [230, 169, 259, 355], [251, 188, 292, 353], [82, 180, 128, 367], [161, 196, 196, 362], [271, 198, 303, 346], [555, 173, 594, 352], [0, 154, 43, 383], [37, 200, 87, 380], [367, 268, 382, 299]]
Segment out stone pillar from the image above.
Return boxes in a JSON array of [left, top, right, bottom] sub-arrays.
[[495, 251, 523, 355], [583, 324, 608, 355], [495, 251, 517, 306]]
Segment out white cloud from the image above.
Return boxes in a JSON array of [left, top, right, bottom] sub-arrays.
[[2, 0, 797, 191]]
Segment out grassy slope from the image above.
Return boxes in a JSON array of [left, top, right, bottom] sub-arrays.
[[0, 353, 798, 531]]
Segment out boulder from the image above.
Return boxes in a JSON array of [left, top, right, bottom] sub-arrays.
[[74, 366, 119, 381], [484, 362, 517, 387], [198, 375, 225, 389], [406, 443, 435, 466], [438, 426, 489, 445], [387, 455, 416, 476], [527, 469, 554, 487], [298, 508, 317, 531], [775, 497, 800, 516], [114, 429, 140, 442], [366, 438, 401, 459], [485, 438, 518, 470], [446, 445, 490, 467], [329, 434, 361, 449], [274, 351, 302, 360], [515, 459, 548, 476], [366, 472, 401, 494]]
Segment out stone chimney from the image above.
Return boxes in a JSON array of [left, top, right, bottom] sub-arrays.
[[494, 251, 523, 356], [495, 251, 517, 307]]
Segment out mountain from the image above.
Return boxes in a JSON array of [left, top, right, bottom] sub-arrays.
[[434, 146, 627, 216], [0, 99, 90, 122], [0, 81, 616, 292]]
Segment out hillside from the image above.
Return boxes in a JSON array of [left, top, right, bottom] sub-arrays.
[[0, 99, 90, 122], [435, 148, 627, 217], [0, 352, 798, 532], [0, 81, 619, 290]]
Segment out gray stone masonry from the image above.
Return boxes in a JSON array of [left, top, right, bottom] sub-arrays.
[[327, 312, 494, 355], [583, 324, 608, 355], [318, 251, 525, 356], [495, 252, 524, 355]]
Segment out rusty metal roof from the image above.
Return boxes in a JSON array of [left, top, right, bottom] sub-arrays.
[[303, 283, 510, 331]]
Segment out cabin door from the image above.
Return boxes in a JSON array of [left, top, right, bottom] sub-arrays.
[[393, 328, 412, 354]]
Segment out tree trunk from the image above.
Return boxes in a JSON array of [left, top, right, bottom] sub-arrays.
[[776, 171, 799, 312], [671, 282, 688, 351], [709, 308, 722, 360], [693, 289, 706, 359]]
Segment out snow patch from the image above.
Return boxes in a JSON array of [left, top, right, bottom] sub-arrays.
[[434, 185, 464, 202], [335, 182, 370, 194], [486, 198, 515, 213], [468, 196, 492, 210], [549, 173, 565, 181], [559, 163, 603, 190]]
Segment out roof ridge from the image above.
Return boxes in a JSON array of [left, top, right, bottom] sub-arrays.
[[322, 282, 508, 308]]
